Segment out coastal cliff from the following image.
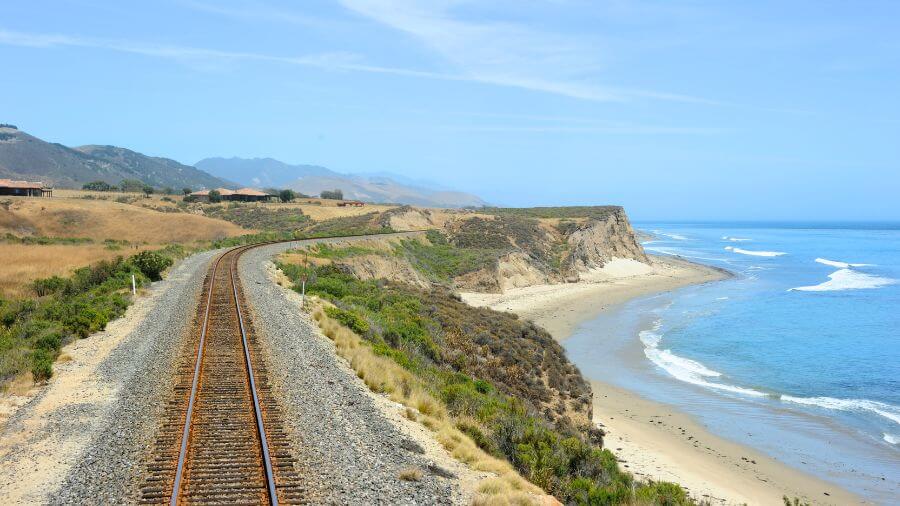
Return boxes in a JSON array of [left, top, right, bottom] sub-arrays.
[[307, 205, 650, 294], [562, 207, 650, 279]]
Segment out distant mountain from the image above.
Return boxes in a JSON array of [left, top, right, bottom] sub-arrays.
[[196, 156, 487, 208], [0, 126, 232, 190], [194, 157, 337, 188]]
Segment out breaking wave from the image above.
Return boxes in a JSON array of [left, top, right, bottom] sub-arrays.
[[725, 246, 786, 257], [815, 258, 873, 268], [722, 236, 752, 242], [789, 269, 896, 292], [780, 395, 900, 427], [640, 324, 766, 398], [653, 230, 688, 240]]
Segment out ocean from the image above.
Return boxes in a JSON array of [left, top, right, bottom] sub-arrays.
[[564, 222, 899, 503]]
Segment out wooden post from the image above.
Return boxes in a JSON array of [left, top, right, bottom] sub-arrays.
[[132, 274, 136, 295]]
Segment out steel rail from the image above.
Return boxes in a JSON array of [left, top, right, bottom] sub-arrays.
[[164, 231, 422, 504], [229, 248, 279, 505], [168, 246, 224, 506]]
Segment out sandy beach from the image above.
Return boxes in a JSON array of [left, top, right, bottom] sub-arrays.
[[461, 255, 729, 342], [462, 255, 864, 505]]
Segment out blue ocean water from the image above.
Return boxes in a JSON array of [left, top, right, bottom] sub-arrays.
[[564, 222, 900, 502]]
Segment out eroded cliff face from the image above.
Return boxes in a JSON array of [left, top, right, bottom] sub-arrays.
[[563, 207, 649, 275], [452, 207, 649, 292]]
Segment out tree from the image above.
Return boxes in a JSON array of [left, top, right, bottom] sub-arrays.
[[208, 190, 223, 203], [162, 186, 174, 195], [82, 181, 112, 191], [320, 189, 343, 200], [120, 179, 145, 192], [142, 186, 154, 196], [279, 189, 296, 203], [182, 187, 192, 195]]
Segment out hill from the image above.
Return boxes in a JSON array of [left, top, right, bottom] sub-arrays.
[[196, 156, 488, 208], [0, 126, 232, 190], [194, 157, 336, 188]]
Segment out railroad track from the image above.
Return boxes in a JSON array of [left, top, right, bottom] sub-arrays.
[[139, 244, 305, 504]]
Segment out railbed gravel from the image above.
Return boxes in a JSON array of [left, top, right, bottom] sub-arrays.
[[46, 249, 220, 505], [240, 240, 463, 505]]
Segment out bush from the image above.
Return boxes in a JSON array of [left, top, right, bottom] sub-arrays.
[[32, 276, 66, 296], [82, 181, 113, 191], [320, 189, 343, 200], [325, 306, 370, 335], [182, 187, 192, 195], [279, 189, 296, 203], [31, 348, 54, 381], [208, 190, 222, 203], [131, 251, 173, 281]]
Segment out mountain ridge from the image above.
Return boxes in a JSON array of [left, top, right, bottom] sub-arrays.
[[0, 126, 233, 190], [196, 156, 487, 208]]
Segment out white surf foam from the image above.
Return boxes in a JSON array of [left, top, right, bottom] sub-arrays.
[[653, 230, 688, 241], [815, 257, 873, 268], [722, 236, 752, 242], [884, 433, 899, 445], [780, 395, 900, 426], [725, 246, 786, 257], [640, 326, 766, 398], [789, 269, 896, 292]]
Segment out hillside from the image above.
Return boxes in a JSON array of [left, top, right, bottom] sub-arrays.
[[0, 126, 231, 190], [194, 157, 336, 187], [196, 156, 488, 208]]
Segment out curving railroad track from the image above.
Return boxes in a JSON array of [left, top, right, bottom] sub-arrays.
[[139, 244, 305, 505]]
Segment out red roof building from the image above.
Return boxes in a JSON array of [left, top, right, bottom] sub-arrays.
[[0, 178, 52, 197]]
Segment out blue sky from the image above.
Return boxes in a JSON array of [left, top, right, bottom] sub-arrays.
[[1, 0, 898, 220]]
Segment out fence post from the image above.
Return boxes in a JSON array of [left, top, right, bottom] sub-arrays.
[[132, 274, 136, 295]]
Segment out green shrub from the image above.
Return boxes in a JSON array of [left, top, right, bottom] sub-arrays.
[[131, 250, 173, 281], [31, 348, 54, 381], [325, 306, 370, 335], [32, 276, 66, 297]]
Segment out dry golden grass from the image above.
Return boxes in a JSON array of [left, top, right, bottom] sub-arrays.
[[0, 196, 248, 243], [0, 243, 155, 298], [398, 467, 423, 482], [269, 202, 395, 221], [309, 302, 546, 505]]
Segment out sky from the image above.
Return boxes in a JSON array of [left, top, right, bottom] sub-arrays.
[[1, 0, 898, 220]]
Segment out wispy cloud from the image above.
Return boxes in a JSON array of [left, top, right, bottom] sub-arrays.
[[0, 15, 716, 106], [337, 0, 719, 104]]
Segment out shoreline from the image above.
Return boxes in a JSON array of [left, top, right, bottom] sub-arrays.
[[461, 255, 864, 505], [462, 254, 731, 342]]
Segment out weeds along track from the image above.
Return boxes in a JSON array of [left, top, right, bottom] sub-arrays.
[[139, 245, 305, 504]]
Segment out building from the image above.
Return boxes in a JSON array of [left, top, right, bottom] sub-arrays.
[[336, 200, 365, 207], [188, 187, 274, 202], [0, 178, 52, 197]]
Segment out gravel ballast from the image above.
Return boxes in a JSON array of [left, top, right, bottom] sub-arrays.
[[240, 240, 463, 505], [49, 249, 220, 504]]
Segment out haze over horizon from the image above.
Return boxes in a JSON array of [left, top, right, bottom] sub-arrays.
[[2, 1, 897, 221]]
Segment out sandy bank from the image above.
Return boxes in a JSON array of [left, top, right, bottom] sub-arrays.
[[462, 255, 862, 505], [592, 382, 861, 505], [461, 255, 728, 342]]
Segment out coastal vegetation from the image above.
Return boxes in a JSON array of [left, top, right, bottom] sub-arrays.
[[0, 248, 183, 384], [278, 258, 694, 504]]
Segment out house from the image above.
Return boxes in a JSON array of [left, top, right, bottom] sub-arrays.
[[336, 200, 365, 207], [0, 178, 52, 197], [188, 187, 274, 202]]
